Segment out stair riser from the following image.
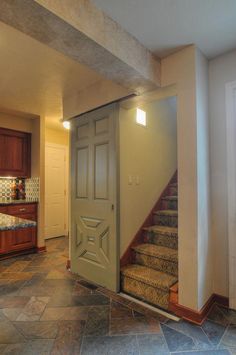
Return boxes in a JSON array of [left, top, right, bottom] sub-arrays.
[[153, 214, 178, 228], [121, 275, 169, 310], [161, 199, 178, 210], [135, 252, 178, 277], [143, 231, 178, 250], [169, 186, 178, 196]]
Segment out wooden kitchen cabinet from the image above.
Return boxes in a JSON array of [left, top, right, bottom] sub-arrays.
[[0, 227, 36, 256], [0, 127, 31, 177], [0, 203, 38, 258]]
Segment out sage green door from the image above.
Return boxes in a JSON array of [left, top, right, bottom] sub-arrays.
[[70, 104, 119, 292]]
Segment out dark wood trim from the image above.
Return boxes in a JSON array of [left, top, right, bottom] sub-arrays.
[[36, 246, 47, 253], [169, 293, 229, 325], [120, 170, 178, 267], [66, 259, 71, 270], [169, 282, 178, 305]]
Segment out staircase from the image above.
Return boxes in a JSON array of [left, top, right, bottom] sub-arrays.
[[121, 179, 178, 310]]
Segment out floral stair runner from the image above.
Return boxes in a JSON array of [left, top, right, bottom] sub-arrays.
[[121, 180, 178, 310]]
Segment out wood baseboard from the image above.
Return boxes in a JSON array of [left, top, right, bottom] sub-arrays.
[[121, 170, 178, 267], [36, 246, 47, 253], [169, 293, 229, 325]]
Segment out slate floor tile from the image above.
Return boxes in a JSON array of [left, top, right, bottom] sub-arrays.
[[51, 320, 85, 354], [16, 296, 50, 321], [220, 325, 236, 348], [3, 261, 31, 273], [20, 339, 54, 355], [173, 350, 230, 355], [13, 321, 59, 339], [201, 319, 226, 346], [2, 308, 23, 321], [40, 306, 89, 321], [84, 306, 110, 336], [71, 294, 110, 306], [81, 335, 139, 355], [137, 333, 169, 354], [0, 296, 30, 309], [219, 307, 236, 325], [2, 236, 235, 355], [161, 323, 195, 352], [110, 300, 133, 318], [165, 319, 213, 350], [0, 321, 26, 344], [208, 305, 230, 327], [110, 316, 160, 335]]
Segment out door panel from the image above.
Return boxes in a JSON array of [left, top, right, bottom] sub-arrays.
[[70, 104, 119, 292], [45, 144, 67, 239]]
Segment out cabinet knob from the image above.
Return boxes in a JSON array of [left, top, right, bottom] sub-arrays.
[[19, 208, 26, 212]]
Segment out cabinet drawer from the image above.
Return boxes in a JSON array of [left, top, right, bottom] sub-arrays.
[[7, 204, 37, 215], [0, 206, 7, 214]]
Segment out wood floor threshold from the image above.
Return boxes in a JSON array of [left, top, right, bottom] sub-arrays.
[[119, 292, 181, 322]]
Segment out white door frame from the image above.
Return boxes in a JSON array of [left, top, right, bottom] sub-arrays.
[[226, 80, 236, 310], [45, 142, 69, 238]]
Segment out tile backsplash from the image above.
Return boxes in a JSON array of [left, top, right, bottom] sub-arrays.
[[0, 177, 40, 200]]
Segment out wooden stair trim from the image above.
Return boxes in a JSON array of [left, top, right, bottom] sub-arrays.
[[168, 289, 229, 325], [120, 170, 178, 267]]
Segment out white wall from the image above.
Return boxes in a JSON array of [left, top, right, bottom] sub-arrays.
[[119, 97, 177, 255], [162, 46, 199, 309], [209, 49, 236, 297], [162, 45, 211, 310]]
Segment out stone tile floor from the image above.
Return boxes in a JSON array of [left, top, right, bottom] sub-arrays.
[[0, 236, 235, 354]]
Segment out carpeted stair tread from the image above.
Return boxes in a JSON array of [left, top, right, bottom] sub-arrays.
[[143, 225, 178, 236], [121, 264, 177, 291], [162, 196, 178, 201], [154, 210, 178, 216], [170, 182, 178, 187], [133, 243, 178, 263]]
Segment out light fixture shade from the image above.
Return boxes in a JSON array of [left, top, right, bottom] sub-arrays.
[[136, 108, 146, 126], [62, 120, 70, 130]]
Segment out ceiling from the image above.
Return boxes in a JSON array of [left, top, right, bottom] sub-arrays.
[[92, 0, 236, 59], [0, 22, 103, 130]]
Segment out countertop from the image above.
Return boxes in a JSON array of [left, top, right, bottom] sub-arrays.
[[0, 199, 38, 206], [0, 213, 37, 231]]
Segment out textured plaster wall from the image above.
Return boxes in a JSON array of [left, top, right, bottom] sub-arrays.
[[119, 98, 177, 255]]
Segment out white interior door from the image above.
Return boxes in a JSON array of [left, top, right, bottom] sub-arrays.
[[70, 103, 119, 292], [45, 144, 67, 239]]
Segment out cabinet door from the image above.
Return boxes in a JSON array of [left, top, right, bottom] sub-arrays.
[[10, 228, 36, 251], [0, 128, 31, 177]]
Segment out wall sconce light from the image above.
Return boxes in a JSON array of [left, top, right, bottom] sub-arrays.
[[62, 120, 70, 130], [136, 108, 146, 126]]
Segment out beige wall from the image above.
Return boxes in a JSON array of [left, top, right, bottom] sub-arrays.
[[209, 49, 236, 297], [195, 49, 212, 309], [119, 97, 177, 255], [45, 127, 69, 146]]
